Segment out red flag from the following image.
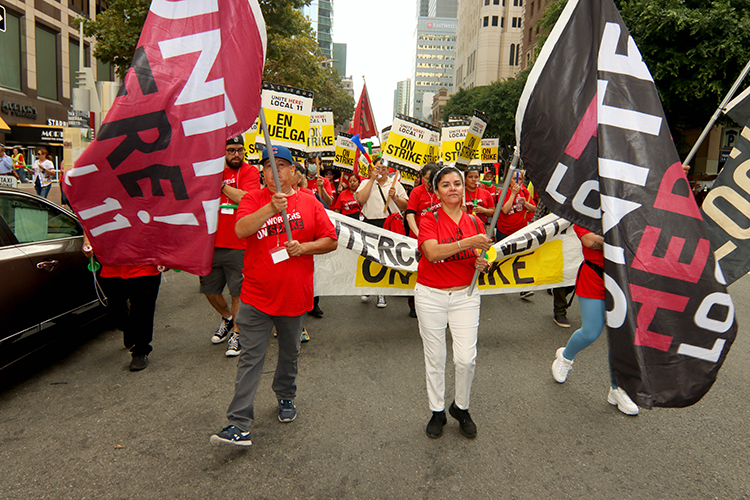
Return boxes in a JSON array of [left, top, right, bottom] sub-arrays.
[[348, 82, 378, 139], [65, 0, 266, 275]]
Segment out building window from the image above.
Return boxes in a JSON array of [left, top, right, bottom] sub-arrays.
[[514, 0, 522, 5], [0, 10, 22, 91], [36, 25, 59, 100], [494, 0, 500, 3], [531, 1, 535, 15], [485, 0, 490, 4], [69, 39, 79, 98], [501, 17, 505, 28], [512, 17, 517, 28], [510, 45, 515, 67], [529, 27, 533, 43], [492, 16, 498, 26], [483, 16, 489, 27]]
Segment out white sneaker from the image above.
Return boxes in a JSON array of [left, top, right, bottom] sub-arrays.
[[360, 295, 369, 302], [377, 295, 387, 308], [551, 347, 573, 383], [607, 386, 639, 415]]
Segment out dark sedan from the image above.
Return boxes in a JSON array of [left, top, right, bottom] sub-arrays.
[[0, 187, 106, 370]]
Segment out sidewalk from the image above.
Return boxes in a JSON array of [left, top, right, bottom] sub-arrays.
[[15, 180, 65, 206]]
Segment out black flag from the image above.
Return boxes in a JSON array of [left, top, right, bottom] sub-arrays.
[[516, 0, 737, 408], [700, 87, 750, 285]]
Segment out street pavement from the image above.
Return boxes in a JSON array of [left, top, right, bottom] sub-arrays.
[[1, 269, 749, 500]]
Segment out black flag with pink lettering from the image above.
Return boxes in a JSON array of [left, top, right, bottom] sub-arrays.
[[516, 0, 737, 408], [66, 0, 266, 275]]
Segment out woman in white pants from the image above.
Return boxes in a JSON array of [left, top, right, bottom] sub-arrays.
[[415, 166, 492, 439]]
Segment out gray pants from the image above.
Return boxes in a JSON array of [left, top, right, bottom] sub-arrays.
[[226, 302, 305, 431]]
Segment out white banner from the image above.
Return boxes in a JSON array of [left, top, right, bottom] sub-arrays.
[[314, 212, 583, 296]]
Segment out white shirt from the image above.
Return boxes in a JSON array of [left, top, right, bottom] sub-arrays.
[[356, 175, 407, 220], [33, 159, 54, 187]]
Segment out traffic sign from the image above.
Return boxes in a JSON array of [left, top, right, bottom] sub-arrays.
[[0, 6, 6, 33]]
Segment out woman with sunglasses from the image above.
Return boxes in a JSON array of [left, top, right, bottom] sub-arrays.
[[415, 166, 492, 439], [32, 148, 55, 198]]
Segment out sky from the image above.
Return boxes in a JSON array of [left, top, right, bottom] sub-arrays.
[[333, 0, 417, 141]]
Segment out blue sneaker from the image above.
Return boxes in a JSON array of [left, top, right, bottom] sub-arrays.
[[278, 399, 297, 422], [210, 425, 252, 446]]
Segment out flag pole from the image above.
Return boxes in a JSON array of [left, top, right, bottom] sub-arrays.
[[467, 148, 520, 296], [683, 57, 750, 167], [258, 107, 294, 243]]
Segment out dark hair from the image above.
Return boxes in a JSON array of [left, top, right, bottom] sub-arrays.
[[293, 161, 306, 176], [432, 165, 464, 191]]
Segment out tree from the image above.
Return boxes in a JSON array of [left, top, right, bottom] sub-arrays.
[[534, 0, 750, 135], [441, 69, 529, 149], [82, 0, 150, 80], [82, 0, 353, 125]]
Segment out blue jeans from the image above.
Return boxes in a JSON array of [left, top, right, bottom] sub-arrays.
[[35, 179, 51, 198]]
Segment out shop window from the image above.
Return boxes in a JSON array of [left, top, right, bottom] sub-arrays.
[[36, 25, 59, 100], [0, 10, 22, 91]]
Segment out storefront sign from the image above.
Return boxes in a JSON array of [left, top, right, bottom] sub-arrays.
[[1, 101, 37, 119]]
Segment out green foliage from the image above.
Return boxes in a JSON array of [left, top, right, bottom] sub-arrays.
[[442, 69, 529, 148], [81, 0, 150, 80], [81, 0, 353, 125], [532, 0, 750, 133]]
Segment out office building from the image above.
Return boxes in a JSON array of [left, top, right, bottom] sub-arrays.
[[521, 0, 549, 69], [454, 0, 524, 89], [0, 0, 113, 156], [393, 79, 411, 118], [332, 42, 347, 77], [302, 0, 334, 62], [411, 0, 457, 121]]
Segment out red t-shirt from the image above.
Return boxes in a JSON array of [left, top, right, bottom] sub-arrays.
[[307, 177, 335, 199], [486, 183, 499, 205], [574, 225, 605, 299], [417, 209, 482, 289], [332, 189, 361, 216], [215, 163, 261, 249], [100, 265, 160, 279], [464, 186, 495, 224], [237, 188, 337, 316], [496, 186, 532, 236], [406, 184, 441, 234]]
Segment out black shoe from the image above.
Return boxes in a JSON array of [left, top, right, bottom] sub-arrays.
[[409, 308, 417, 318], [426, 411, 447, 438], [449, 401, 477, 438], [308, 304, 324, 318], [129, 354, 148, 371], [553, 314, 571, 328]]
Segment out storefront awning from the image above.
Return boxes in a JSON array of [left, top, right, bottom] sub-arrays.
[[0, 116, 10, 133]]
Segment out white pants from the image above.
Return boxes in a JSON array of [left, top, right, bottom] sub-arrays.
[[414, 282, 481, 412]]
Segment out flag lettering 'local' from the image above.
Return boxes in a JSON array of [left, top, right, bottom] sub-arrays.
[[516, 0, 737, 408], [66, 0, 266, 275]]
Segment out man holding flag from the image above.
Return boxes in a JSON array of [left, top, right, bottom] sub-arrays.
[[211, 145, 337, 447]]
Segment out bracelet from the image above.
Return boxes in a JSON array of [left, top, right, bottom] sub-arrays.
[[457, 240, 462, 251]]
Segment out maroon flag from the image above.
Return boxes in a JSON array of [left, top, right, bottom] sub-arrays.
[[65, 0, 266, 275], [349, 82, 378, 139], [516, 0, 737, 408]]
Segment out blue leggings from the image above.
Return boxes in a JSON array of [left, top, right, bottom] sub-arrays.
[[562, 297, 615, 386]]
